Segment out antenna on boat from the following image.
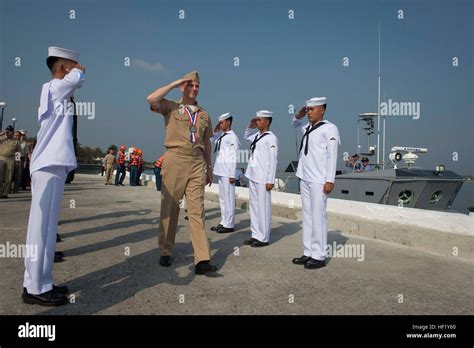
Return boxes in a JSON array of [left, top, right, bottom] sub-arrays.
[[377, 21, 384, 169]]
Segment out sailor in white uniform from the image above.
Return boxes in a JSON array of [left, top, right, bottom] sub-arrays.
[[22, 47, 85, 306], [291, 97, 340, 269], [210, 112, 240, 233], [243, 110, 278, 247]]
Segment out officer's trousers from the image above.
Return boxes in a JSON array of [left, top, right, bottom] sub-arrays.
[[249, 179, 272, 243], [105, 165, 114, 184], [0, 157, 14, 197], [217, 176, 235, 228], [23, 166, 68, 294], [158, 150, 211, 264], [300, 179, 328, 260]]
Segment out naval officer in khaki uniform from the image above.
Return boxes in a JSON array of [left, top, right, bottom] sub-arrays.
[[0, 125, 21, 198], [147, 71, 218, 276]]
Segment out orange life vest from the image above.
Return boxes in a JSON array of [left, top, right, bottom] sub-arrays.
[[130, 154, 139, 166], [155, 155, 164, 168], [117, 150, 126, 165]]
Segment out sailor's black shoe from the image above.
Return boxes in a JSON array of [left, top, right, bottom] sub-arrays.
[[54, 253, 64, 263], [210, 224, 223, 231], [304, 258, 326, 269], [53, 285, 69, 295], [250, 240, 269, 248], [243, 238, 258, 245], [292, 255, 311, 265], [216, 227, 234, 234], [22, 288, 68, 306]]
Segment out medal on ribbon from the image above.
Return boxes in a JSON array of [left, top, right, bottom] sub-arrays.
[[184, 107, 200, 143]]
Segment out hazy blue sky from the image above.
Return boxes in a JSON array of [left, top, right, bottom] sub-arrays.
[[0, 0, 472, 178]]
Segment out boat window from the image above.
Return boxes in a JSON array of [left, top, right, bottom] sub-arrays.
[[398, 190, 414, 205], [341, 190, 349, 194], [429, 190, 443, 204], [365, 191, 374, 196]]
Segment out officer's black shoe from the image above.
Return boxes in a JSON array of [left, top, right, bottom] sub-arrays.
[[22, 288, 68, 306], [54, 253, 64, 263], [243, 238, 258, 245], [159, 256, 172, 267], [216, 227, 234, 234], [304, 258, 326, 269], [250, 240, 269, 248], [210, 224, 223, 231], [292, 255, 311, 265], [55, 251, 64, 257], [119, 183, 125, 186], [56, 233, 62, 242], [195, 261, 218, 276]]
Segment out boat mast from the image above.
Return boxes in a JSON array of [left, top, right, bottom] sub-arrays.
[[377, 21, 382, 169]]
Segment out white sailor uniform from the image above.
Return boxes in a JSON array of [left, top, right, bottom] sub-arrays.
[[292, 116, 340, 261], [244, 127, 278, 243], [23, 67, 85, 295], [211, 129, 240, 229]]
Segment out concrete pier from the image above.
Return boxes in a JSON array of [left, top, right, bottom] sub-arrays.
[[0, 174, 472, 315]]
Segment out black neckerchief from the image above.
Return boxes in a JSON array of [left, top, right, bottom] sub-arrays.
[[299, 121, 326, 155], [214, 132, 228, 153], [250, 132, 269, 154]]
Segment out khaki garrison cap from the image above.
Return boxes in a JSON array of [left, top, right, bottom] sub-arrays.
[[182, 70, 200, 83]]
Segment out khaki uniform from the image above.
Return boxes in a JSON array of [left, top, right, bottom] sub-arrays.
[[153, 98, 212, 264], [0, 136, 20, 197], [104, 154, 115, 184]]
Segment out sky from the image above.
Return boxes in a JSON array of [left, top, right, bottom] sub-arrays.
[[0, 0, 472, 179]]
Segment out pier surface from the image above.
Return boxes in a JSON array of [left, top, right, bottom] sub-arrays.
[[0, 174, 473, 315]]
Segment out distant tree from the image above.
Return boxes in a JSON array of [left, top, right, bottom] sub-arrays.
[[77, 143, 106, 164]]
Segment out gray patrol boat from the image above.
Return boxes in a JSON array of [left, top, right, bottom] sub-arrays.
[[329, 112, 465, 211]]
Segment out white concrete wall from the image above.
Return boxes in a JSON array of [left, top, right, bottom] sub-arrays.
[[205, 184, 473, 236]]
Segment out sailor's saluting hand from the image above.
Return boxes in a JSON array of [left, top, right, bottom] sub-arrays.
[[248, 118, 258, 129], [295, 106, 307, 119], [73, 64, 85, 73], [64, 64, 85, 73]]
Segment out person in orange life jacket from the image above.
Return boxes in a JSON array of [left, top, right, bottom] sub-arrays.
[[136, 149, 145, 186], [115, 145, 127, 186], [154, 153, 165, 191], [129, 148, 139, 186]]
